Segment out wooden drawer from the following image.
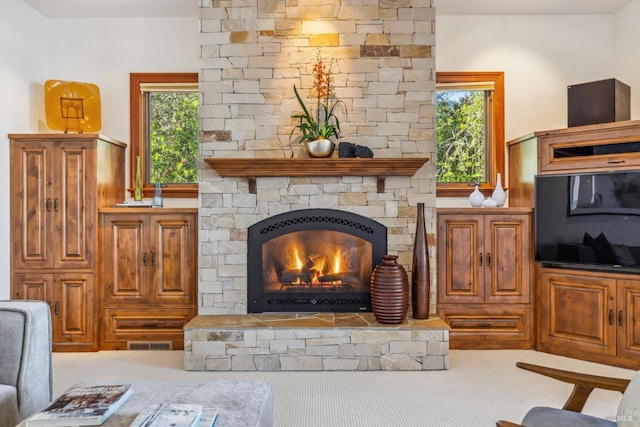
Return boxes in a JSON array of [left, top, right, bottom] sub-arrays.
[[538, 127, 640, 175], [102, 308, 196, 350], [437, 306, 532, 349]]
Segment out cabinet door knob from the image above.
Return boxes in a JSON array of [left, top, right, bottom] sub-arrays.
[[45, 198, 51, 212], [486, 253, 491, 267], [608, 309, 614, 325], [54, 302, 59, 315], [479, 253, 483, 266], [53, 198, 59, 212], [151, 252, 155, 266], [142, 253, 147, 266]]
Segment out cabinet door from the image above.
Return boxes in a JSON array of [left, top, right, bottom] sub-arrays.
[[53, 141, 95, 269], [53, 273, 94, 346], [617, 280, 640, 359], [12, 273, 53, 305], [149, 214, 197, 304], [539, 270, 616, 356], [11, 141, 54, 269], [484, 214, 531, 304], [437, 214, 483, 304], [102, 215, 148, 304]]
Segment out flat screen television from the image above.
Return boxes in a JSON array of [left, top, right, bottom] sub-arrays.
[[535, 171, 640, 273]]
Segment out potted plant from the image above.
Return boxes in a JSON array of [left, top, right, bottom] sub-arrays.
[[289, 51, 345, 158]]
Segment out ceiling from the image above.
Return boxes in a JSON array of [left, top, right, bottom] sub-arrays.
[[22, 0, 635, 18], [435, 0, 635, 15], [22, 0, 198, 18]]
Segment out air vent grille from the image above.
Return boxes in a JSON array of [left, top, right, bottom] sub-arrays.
[[127, 341, 172, 350]]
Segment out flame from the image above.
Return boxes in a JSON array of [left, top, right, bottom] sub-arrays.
[[284, 242, 346, 284], [293, 247, 303, 270], [332, 248, 342, 274]]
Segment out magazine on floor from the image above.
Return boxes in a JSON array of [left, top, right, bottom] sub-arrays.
[[27, 383, 133, 426]]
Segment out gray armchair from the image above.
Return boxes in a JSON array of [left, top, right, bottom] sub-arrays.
[[0, 300, 52, 426], [497, 362, 640, 427]]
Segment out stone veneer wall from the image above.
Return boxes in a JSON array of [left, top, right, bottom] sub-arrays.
[[198, 0, 437, 314]]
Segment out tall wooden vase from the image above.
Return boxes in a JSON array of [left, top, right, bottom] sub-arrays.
[[411, 203, 430, 319], [370, 255, 408, 324]]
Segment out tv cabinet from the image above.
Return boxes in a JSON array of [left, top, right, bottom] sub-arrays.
[[538, 266, 640, 369], [508, 120, 640, 368]]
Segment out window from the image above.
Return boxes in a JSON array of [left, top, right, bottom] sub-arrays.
[[435, 72, 504, 197], [130, 73, 199, 198]]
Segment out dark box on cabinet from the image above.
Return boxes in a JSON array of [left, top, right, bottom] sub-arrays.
[[567, 78, 630, 127]]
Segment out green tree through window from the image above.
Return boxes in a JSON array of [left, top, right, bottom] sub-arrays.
[[436, 90, 486, 183], [149, 91, 199, 184]]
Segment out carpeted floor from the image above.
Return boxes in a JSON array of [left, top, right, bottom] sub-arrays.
[[51, 349, 636, 427]]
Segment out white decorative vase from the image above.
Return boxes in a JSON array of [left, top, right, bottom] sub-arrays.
[[469, 184, 484, 207], [492, 173, 506, 207]]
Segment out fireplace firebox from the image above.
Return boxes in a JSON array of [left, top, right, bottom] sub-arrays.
[[247, 209, 387, 313]]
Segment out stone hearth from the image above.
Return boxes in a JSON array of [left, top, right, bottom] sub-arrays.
[[184, 313, 449, 371]]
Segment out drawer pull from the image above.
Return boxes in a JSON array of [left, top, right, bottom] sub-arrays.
[[607, 159, 625, 164], [477, 322, 492, 328], [618, 310, 623, 326]]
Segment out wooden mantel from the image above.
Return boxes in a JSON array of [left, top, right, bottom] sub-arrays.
[[203, 157, 430, 193]]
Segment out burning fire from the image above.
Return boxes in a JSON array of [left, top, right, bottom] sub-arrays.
[[284, 244, 349, 286]]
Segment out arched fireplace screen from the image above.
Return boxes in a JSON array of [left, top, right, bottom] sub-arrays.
[[247, 209, 387, 313]]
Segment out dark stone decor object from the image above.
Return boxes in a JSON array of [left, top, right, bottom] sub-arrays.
[[411, 203, 430, 319], [339, 141, 374, 158], [370, 255, 409, 324]]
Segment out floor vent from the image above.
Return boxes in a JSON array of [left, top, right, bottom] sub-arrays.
[[127, 341, 172, 350]]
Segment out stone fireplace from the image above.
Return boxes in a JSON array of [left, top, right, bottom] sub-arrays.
[[186, 0, 448, 371], [197, 0, 437, 315], [247, 208, 387, 313]]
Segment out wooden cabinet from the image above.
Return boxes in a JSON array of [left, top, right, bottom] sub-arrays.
[[437, 208, 533, 349], [538, 267, 640, 370], [507, 119, 640, 207], [10, 134, 125, 351], [99, 208, 198, 350]]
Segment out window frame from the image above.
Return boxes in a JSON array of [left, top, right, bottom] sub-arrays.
[[435, 71, 505, 198], [129, 72, 199, 199]]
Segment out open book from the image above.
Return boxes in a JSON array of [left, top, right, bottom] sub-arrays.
[[27, 384, 133, 426]]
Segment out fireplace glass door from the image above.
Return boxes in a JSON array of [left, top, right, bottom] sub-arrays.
[[248, 209, 387, 313]]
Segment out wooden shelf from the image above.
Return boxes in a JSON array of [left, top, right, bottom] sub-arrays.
[[203, 157, 429, 193]]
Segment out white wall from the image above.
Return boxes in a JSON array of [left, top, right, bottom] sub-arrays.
[[614, 0, 640, 117], [0, 10, 199, 299], [47, 17, 200, 143], [436, 14, 619, 141], [0, 0, 48, 299]]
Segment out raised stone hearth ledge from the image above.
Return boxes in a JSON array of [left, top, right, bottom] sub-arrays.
[[203, 157, 429, 193], [184, 313, 449, 372]]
